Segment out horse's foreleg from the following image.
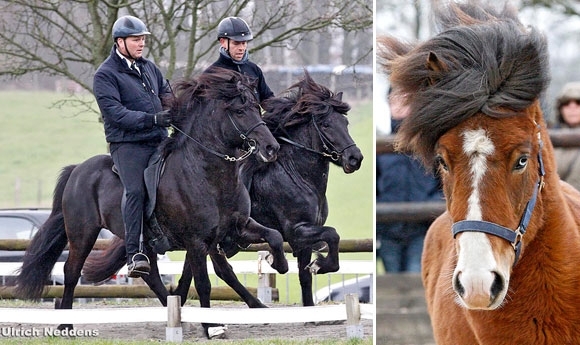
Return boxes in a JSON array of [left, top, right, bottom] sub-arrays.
[[209, 253, 266, 308], [140, 251, 170, 306], [296, 249, 316, 306], [242, 218, 289, 274], [294, 224, 340, 274], [188, 252, 226, 339]]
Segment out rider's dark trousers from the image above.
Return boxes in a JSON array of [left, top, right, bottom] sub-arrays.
[[110, 141, 158, 263]]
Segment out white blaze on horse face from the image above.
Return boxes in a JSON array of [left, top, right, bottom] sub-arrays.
[[454, 128, 506, 309]]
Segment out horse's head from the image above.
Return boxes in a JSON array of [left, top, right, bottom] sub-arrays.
[[170, 69, 279, 162], [379, 1, 551, 310], [263, 70, 363, 172]]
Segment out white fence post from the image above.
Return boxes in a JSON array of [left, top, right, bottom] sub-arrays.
[[345, 293, 364, 339], [257, 251, 273, 303], [166, 295, 182, 342]]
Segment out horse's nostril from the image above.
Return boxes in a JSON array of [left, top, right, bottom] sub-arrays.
[[490, 271, 504, 300], [454, 272, 465, 297]]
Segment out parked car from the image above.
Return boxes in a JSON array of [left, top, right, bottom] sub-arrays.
[[0, 208, 116, 286], [0, 208, 174, 288], [314, 274, 372, 304]]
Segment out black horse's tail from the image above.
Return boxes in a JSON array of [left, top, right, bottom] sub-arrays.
[[14, 165, 77, 300], [82, 236, 126, 284]]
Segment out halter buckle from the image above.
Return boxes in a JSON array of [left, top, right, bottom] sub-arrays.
[[511, 227, 524, 251]]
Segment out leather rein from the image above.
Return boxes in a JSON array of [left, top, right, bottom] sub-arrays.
[[171, 111, 265, 162]]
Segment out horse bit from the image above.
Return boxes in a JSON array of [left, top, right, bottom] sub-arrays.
[[278, 114, 356, 161], [451, 126, 545, 266]]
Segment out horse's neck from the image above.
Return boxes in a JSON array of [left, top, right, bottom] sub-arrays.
[[514, 172, 580, 284], [185, 117, 237, 158], [281, 143, 330, 194]]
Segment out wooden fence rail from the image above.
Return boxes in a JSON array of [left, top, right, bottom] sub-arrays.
[[376, 201, 446, 222], [0, 238, 373, 252]]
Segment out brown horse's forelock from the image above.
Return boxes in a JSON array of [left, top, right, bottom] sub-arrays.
[[386, 4, 549, 166]]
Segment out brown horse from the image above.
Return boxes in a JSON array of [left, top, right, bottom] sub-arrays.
[[379, 1, 580, 344]]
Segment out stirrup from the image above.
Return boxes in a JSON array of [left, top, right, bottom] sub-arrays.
[[127, 253, 151, 278], [131, 252, 150, 264]]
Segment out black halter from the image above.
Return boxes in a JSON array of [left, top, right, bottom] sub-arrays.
[[451, 130, 545, 266]]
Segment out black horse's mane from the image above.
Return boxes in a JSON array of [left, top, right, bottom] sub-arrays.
[[378, 0, 550, 164], [161, 69, 258, 154], [262, 71, 350, 135]]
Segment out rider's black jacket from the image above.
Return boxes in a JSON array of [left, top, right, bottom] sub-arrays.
[[94, 45, 171, 144]]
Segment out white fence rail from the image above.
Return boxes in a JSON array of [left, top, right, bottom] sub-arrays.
[[0, 303, 374, 325], [0, 259, 374, 276]]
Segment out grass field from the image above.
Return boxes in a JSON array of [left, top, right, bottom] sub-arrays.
[[0, 91, 374, 304]]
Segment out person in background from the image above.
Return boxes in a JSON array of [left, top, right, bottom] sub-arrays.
[[551, 82, 580, 191], [205, 16, 274, 102], [376, 87, 443, 273], [93, 15, 172, 278]]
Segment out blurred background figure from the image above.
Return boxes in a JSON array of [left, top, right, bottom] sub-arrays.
[[552, 82, 580, 191], [376, 87, 443, 273]]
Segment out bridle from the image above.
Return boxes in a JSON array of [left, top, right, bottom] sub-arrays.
[[451, 128, 545, 266], [278, 114, 356, 161], [171, 110, 266, 162]]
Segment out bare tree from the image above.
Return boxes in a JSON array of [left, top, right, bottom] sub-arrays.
[[0, 0, 371, 114]]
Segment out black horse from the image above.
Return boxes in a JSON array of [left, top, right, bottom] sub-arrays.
[[243, 71, 363, 306], [14, 69, 288, 338], [167, 71, 364, 306]]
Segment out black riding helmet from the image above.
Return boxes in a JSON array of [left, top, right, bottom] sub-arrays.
[[113, 15, 151, 40], [112, 16, 150, 61], [217, 17, 253, 41]]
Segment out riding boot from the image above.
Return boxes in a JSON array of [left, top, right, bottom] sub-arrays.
[[125, 217, 150, 278]]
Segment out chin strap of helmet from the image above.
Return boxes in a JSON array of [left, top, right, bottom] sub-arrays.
[[117, 38, 136, 61]]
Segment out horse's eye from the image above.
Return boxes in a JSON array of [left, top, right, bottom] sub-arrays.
[[436, 155, 449, 172], [322, 121, 330, 128], [236, 109, 244, 116], [514, 155, 529, 171]]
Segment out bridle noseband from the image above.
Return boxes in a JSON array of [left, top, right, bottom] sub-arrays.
[[279, 114, 356, 161], [451, 129, 545, 266]]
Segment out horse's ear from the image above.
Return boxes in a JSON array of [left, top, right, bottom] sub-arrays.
[[426, 51, 448, 86], [336, 92, 343, 101]]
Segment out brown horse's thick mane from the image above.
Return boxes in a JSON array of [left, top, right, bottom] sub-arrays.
[[262, 71, 350, 133], [378, 0, 550, 164]]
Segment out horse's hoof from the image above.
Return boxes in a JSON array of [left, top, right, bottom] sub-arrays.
[[208, 325, 227, 339], [306, 261, 321, 274], [265, 253, 274, 265], [265, 253, 289, 274]]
